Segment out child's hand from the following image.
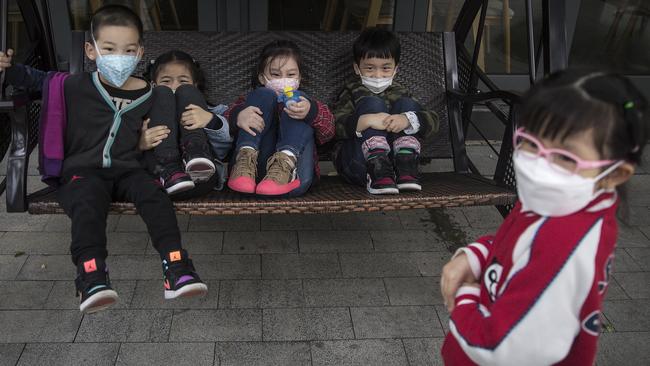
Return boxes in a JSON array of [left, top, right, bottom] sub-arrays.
[[139, 118, 170, 151], [0, 49, 14, 72], [284, 96, 311, 120], [357, 112, 390, 132], [441, 252, 478, 312], [181, 104, 213, 130], [237, 106, 265, 137], [383, 114, 411, 133]]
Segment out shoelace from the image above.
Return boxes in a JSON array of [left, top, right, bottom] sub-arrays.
[[232, 150, 257, 179], [265, 153, 294, 184]]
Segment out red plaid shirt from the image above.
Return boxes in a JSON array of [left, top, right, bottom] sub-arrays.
[[224, 94, 335, 179]]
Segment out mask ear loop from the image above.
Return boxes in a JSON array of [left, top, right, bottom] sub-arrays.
[[89, 21, 103, 60]]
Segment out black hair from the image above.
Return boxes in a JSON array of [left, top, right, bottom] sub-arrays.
[[519, 70, 649, 165], [519, 71, 649, 222], [90, 5, 144, 43], [145, 50, 207, 92], [353, 27, 401, 65], [252, 39, 305, 89]]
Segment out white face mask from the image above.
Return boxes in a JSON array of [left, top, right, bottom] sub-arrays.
[[513, 151, 623, 217], [264, 76, 300, 94], [359, 74, 394, 94]]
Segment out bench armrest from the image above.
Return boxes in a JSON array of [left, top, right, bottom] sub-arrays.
[[447, 89, 522, 105], [4, 92, 37, 212]]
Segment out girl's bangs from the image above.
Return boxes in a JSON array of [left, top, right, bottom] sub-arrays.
[[519, 86, 616, 155]]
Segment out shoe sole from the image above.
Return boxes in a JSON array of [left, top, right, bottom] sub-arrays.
[[185, 158, 216, 183], [166, 180, 195, 195], [256, 179, 301, 196], [228, 177, 256, 194], [164, 283, 208, 300], [366, 180, 399, 195], [397, 183, 422, 191], [80, 290, 119, 314]]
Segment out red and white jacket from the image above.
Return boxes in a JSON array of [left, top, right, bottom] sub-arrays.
[[442, 193, 619, 366]]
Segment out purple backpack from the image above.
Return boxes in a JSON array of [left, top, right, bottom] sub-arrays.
[[38, 72, 69, 187]]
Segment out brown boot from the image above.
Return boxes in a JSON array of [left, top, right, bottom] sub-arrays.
[[255, 152, 301, 196], [227, 148, 258, 194]]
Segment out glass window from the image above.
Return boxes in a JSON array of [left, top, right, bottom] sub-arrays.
[[5, 0, 30, 64], [67, 0, 198, 31], [570, 0, 650, 75], [427, 0, 544, 75], [268, 0, 395, 31]]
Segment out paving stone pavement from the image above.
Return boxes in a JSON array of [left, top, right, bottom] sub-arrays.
[[0, 152, 649, 365]]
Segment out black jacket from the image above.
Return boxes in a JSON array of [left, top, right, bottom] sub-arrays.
[[6, 64, 152, 175]]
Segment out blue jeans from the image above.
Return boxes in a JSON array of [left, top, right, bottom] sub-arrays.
[[335, 96, 421, 186], [233, 87, 315, 197]]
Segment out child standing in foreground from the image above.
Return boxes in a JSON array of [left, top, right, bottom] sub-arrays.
[[225, 39, 334, 197], [0, 5, 207, 314], [333, 27, 438, 194], [440, 71, 648, 365]]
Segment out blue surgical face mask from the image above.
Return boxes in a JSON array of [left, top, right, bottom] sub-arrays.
[[93, 38, 141, 88]]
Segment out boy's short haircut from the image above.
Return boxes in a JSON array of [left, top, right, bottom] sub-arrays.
[[90, 4, 144, 42], [353, 27, 401, 65]]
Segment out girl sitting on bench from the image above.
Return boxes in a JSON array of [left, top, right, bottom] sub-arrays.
[[225, 39, 335, 197], [141, 50, 232, 197]]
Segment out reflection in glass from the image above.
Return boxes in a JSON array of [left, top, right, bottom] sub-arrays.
[[67, 0, 197, 31], [570, 0, 650, 74]]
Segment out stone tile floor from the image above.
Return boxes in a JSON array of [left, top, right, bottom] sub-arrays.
[[0, 152, 648, 365]]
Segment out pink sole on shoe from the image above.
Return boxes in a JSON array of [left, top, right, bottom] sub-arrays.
[[228, 176, 256, 194], [255, 179, 301, 196]]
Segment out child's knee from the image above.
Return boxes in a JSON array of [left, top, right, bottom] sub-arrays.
[[174, 83, 201, 99], [152, 85, 175, 100], [356, 96, 388, 113], [248, 87, 278, 106], [392, 97, 420, 113]]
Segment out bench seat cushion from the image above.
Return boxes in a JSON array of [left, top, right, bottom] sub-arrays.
[[27, 172, 516, 215]]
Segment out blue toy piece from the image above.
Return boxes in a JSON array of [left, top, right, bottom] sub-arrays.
[[277, 86, 303, 106]]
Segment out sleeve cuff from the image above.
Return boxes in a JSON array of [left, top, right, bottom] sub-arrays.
[[454, 247, 483, 280], [304, 98, 319, 125], [402, 111, 420, 135], [454, 285, 481, 306], [205, 115, 224, 130]]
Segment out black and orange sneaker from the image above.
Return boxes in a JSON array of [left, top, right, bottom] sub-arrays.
[[75, 258, 119, 314], [162, 249, 208, 299], [394, 148, 422, 191], [366, 151, 399, 195]]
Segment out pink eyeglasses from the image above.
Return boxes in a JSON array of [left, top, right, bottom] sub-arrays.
[[513, 128, 616, 174]]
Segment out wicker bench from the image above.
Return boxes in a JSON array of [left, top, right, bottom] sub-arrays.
[[1, 2, 518, 216]]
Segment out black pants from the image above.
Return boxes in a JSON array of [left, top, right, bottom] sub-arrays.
[[148, 84, 221, 199], [57, 168, 182, 265], [149, 84, 213, 164]]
